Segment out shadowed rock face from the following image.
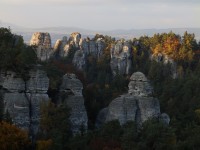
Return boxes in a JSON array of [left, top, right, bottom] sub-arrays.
[[110, 41, 132, 75], [81, 38, 105, 59], [53, 36, 69, 58], [30, 32, 52, 61], [52, 33, 105, 70], [96, 72, 168, 127], [128, 72, 153, 97], [59, 73, 88, 135], [151, 53, 177, 79], [72, 50, 86, 70], [0, 69, 49, 134]]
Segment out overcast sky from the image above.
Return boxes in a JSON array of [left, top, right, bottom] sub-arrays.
[[0, 0, 199, 30]]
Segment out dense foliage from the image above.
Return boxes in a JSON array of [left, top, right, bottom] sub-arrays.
[[0, 121, 31, 150], [0, 27, 37, 80], [38, 102, 71, 150]]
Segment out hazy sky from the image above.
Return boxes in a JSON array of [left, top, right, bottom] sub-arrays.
[[0, 0, 199, 30]]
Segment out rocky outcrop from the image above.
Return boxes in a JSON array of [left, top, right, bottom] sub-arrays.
[[96, 72, 169, 127], [0, 68, 49, 134], [53, 36, 70, 58], [52, 33, 105, 70], [81, 38, 105, 59], [30, 32, 52, 61], [72, 50, 86, 70], [110, 41, 132, 75], [151, 53, 177, 79], [59, 74, 88, 134], [128, 72, 153, 97], [69, 32, 82, 48]]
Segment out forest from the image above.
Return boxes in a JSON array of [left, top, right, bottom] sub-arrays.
[[0, 27, 200, 150]]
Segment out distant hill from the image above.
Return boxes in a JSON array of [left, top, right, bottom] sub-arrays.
[[1, 22, 199, 45]]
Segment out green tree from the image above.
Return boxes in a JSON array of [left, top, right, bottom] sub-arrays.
[[138, 119, 176, 150], [39, 102, 72, 150], [121, 121, 138, 150]]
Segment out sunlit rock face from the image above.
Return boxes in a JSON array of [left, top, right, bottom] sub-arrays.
[[69, 32, 82, 48], [53, 36, 70, 58], [151, 53, 177, 79], [0, 69, 49, 134], [110, 41, 132, 75], [96, 72, 169, 127], [52, 33, 106, 71], [30, 32, 52, 61], [59, 73, 88, 135]]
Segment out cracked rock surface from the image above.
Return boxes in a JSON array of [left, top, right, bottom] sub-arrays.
[[96, 72, 169, 127], [59, 73, 88, 134], [0, 68, 49, 134]]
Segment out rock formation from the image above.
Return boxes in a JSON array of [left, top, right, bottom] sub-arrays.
[[151, 53, 177, 79], [96, 72, 169, 128], [81, 38, 105, 59], [59, 73, 88, 134], [69, 32, 82, 49], [110, 40, 132, 75], [0, 68, 49, 135], [72, 50, 86, 70], [52, 33, 105, 70], [30, 32, 52, 61], [53, 36, 69, 58]]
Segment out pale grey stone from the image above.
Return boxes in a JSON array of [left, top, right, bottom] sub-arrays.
[[30, 32, 53, 61], [96, 72, 169, 127], [69, 32, 81, 48], [151, 53, 177, 79], [0, 69, 49, 134], [72, 50, 86, 71], [110, 40, 132, 75], [59, 73, 88, 134]]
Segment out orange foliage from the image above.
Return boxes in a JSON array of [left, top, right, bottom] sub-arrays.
[[0, 121, 30, 150], [163, 36, 180, 57], [152, 34, 181, 60], [36, 139, 53, 150]]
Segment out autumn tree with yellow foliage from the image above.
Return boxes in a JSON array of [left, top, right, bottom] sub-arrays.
[[0, 121, 31, 150], [151, 31, 198, 62]]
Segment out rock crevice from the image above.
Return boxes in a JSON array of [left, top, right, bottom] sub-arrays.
[[0, 68, 49, 134], [30, 32, 53, 61], [58, 73, 88, 135], [96, 72, 169, 127]]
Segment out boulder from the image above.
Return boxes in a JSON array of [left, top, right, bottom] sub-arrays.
[[30, 32, 52, 61]]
